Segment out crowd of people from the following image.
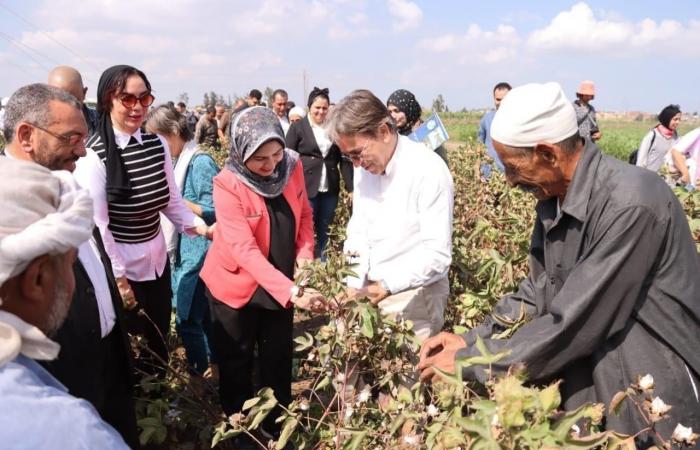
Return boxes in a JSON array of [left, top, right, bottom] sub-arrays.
[[0, 64, 698, 450]]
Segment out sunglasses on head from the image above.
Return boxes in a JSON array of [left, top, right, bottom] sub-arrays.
[[117, 92, 155, 108]]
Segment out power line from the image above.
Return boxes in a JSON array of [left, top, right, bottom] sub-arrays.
[[0, 32, 51, 71], [0, 3, 101, 73], [0, 30, 62, 67]]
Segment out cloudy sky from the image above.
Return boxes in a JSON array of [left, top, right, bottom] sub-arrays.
[[1, 0, 699, 112]]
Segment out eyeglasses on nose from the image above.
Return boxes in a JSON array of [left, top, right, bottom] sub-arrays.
[[29, 123, 88, 146], [345, 139, 370, 161], [117, 92, 155, 108]]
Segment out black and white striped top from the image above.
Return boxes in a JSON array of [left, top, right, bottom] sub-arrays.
[[89, 133, 170, 244]]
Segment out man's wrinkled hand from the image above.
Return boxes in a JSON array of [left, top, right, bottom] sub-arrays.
[[416, 332, 467, 383]]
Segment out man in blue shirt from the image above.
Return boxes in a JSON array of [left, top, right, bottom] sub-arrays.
[[0, 158, 129, 450], [478, 82, 511, 172]]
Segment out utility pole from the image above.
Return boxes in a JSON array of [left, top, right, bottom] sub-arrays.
[[302, 69, 308, 106]]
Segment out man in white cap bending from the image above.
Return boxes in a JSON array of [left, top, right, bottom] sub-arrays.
[[418, 82, 700, 446], [0, 158, 129, 449]]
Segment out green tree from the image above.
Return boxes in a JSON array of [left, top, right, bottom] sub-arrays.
[[263, 87, 274, 107], [432, 94, 447, 113], [177, 92, 189, 105]]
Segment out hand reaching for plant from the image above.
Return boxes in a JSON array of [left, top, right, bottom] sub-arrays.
[[292, 288, 327, 312], [416, 332, 467, 382]]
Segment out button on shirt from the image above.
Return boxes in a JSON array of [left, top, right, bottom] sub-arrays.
[[309, 116, 332, 193], [344, 136, 454, 294], [74, 128, 204, 281], [77, 237, 116, 337]]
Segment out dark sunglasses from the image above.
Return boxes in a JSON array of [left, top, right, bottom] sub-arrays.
[[29, 123, 88, 146], [117, 92, 155, 108]]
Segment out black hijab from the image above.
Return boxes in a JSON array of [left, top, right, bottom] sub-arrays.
[[387, 89, 421, 135], [96, 65, 151, 202], [307, 87, 329, 108]]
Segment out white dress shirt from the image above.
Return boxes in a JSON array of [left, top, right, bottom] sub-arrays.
[[344, 135, 454, 293], [74, 128, 204, 281], [308, 116, 332, 193], [279, 115, 290, 135], [77, 238, 116, 337]]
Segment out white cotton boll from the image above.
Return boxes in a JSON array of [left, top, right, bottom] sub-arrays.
[[427, 404, 439, 417], [403, 435, 419, 445], [357, 386, 371, 403], [344, 406, 354, 420], [650, 397, 671, 415], [638, 374, 654, 390], [672, 423, 696, 444]]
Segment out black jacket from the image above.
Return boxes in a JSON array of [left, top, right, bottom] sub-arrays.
[[41, 229, 137, 446], [286, 117, 353, 198]]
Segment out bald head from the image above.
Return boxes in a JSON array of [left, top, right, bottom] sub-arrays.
[[47, 66, 86, 104]]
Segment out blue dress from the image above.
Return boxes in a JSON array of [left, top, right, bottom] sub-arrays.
[[0, 354, 129, 449], [170, 152, 219, 374], [171, 153, 218, 319]]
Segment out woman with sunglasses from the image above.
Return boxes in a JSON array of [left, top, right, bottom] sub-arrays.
[[75, 65, 211, 373]]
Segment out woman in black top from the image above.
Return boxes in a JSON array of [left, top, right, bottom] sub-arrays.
[[286, 87, 353, 259]]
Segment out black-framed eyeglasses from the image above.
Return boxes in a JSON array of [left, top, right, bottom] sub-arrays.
[[117, 92, 155, 108], [29, 123, 88, 146]]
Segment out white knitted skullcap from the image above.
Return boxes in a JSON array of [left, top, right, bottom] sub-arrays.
[[491, 82, 579, 148]]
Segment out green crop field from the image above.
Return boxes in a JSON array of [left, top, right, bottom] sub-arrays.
[[439, 111, 699, 162]]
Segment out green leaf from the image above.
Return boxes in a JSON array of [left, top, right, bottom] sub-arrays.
[[275, 417, 298, 449], [360, 308, 374, 338], [538, 381, 562, 413], [340, 428, 368, 450], [315, 375, 330, 391], [139, 427, 156, 446], [242, 396, 261, 411], [250, 408, 272, 430], [294, 332, 314, 351]]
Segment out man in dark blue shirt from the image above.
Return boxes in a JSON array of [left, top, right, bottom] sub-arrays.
[[477, 81, 511, 172]]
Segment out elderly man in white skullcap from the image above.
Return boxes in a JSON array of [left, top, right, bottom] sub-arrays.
[[419, 82, 700, 446], [0, 158, 129, 449]]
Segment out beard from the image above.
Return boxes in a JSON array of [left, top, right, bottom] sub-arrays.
[[44, 258, 73, 337], [33, 137, 75, 172]]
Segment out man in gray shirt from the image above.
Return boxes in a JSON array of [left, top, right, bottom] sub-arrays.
[[419, 82, 699, 447]]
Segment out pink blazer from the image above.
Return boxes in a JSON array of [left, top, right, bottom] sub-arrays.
[[200, 160, 314, 309]]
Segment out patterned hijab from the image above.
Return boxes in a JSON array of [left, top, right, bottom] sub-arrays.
[[387, 89, 422, 135], [225, 106, 298, 198]]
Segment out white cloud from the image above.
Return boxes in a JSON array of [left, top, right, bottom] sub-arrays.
[[417, 24, 520, 64], [527, 2, 700, 55], [387, 0, 423, 31]]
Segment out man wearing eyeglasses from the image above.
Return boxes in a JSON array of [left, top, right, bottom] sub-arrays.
[[326, 89, 454, 344], [1, 83, 139, 448]]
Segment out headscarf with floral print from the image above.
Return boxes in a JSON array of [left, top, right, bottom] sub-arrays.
[[225, 106, 298, 198]]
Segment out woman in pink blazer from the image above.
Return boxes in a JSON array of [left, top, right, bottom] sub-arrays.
[[200, 107, 320, 445]]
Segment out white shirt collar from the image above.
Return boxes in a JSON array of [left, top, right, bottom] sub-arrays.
[[113, 127, 143, 149], [308, 115, 323, 130]]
